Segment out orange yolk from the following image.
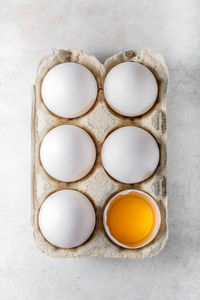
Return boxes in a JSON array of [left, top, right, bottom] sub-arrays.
[[106, 192, 157, 248]]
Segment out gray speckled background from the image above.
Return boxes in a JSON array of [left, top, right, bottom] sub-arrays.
[[0, 0, 199, 299]]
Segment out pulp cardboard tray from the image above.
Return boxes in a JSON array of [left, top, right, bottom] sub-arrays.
[[31, 48, 168, 258]]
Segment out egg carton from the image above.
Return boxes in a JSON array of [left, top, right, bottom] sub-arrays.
[[31, 48, 168, 259]]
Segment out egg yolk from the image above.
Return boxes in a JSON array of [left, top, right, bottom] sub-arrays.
[[106, 192, 157, 248]]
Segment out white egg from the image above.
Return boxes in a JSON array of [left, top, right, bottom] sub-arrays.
[[39, 190, 96, 248], [104, 62, 158, 117], [41, 62, 98, 118], [101, 126, 159, 184], [40, 125, 96, 182]]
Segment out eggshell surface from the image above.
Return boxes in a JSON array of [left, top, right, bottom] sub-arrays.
[[41, 62, 98, 118], [39, 190, 96, 248], [104, 62, 158, 117], [101, 126, 159, 184], [40, 125, 96, 182]]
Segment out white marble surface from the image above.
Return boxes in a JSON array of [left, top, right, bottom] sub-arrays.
[[0, 0, 200, 299]]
